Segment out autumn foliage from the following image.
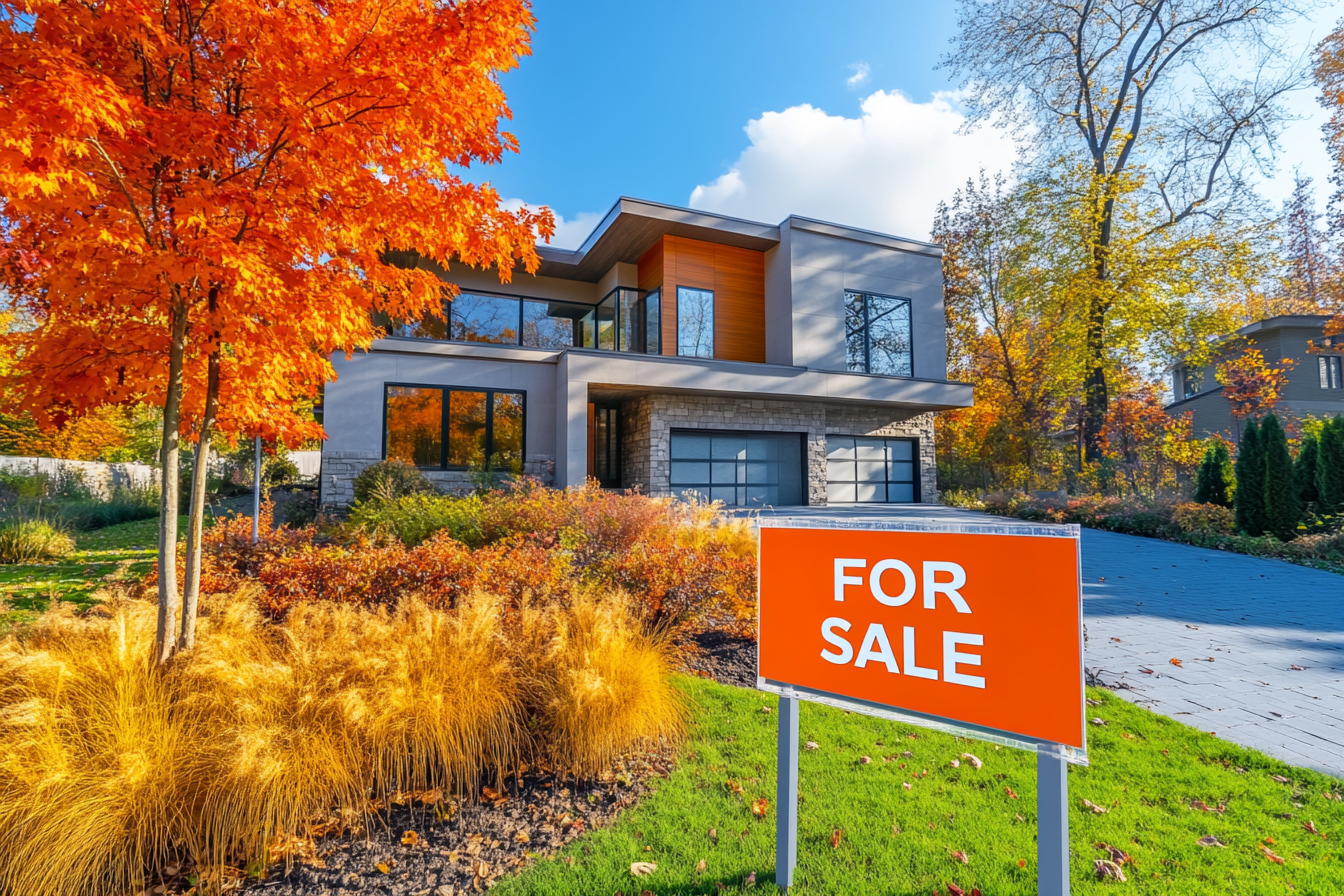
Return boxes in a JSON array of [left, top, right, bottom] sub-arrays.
[[180, 481, 759, 636]]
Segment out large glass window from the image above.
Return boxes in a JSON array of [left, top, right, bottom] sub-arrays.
[[845, 291, 912, 377], [384, 384, 525, 470], [450, 293, 521, 344], [669, 430, 804, 507], [676, 286, 714, 359], [826, 437, 919, 503], [1320, 355, 1343, 390]]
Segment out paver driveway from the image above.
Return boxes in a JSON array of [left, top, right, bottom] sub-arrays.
[[754, 505, 1344, 778], [1082, 528, 1344, 778]]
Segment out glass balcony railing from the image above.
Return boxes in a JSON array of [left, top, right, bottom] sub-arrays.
[[380, 287, 661, 355]]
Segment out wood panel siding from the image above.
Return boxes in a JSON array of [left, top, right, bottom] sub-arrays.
[[637, 235, 765, 362]]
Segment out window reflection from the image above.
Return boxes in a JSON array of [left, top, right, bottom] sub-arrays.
[[845, 291, 912, 377], [677, 286, 714, 359], [384, 385, 524, 470], [451, 293, 520, 344], [385, 387, 443, 466], [492, 392, 524, 469]]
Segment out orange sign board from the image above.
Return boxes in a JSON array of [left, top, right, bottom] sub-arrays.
[[758, 523, 1084, 751]]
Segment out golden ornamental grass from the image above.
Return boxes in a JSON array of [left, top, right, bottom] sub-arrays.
[[0, 588, 681, 896]]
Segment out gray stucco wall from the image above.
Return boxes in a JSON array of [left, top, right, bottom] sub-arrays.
[[320, 347, 559, 505], [777, 221, 947, 380], [619, 392, 936, 505]]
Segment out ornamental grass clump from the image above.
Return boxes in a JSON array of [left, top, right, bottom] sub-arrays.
[[0, 516, 75, 563], [0, 587, 680, 896]]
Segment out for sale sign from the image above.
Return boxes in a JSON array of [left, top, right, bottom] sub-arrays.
[[758, 518, 1086, 757]]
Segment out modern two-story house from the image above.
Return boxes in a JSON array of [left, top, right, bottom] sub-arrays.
[[318, 198, 974, 508], [1166, 314, 1344, 437]]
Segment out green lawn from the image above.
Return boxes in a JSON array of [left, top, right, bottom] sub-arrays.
[[499, 676, 1344, 896], [0, 515, 186, 626]]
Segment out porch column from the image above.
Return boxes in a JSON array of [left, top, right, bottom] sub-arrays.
[[555, 354, 588, 488]]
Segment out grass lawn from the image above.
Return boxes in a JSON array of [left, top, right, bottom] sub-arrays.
[[499, 676, 1344, 896], [0, 515, 187, 626]]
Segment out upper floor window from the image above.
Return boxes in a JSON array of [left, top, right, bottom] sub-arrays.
[[845, 291, 912, 377], [384, 384, 524, 470], [383, 289, 659, 354], [1321, 355, 1344, 390], [677, 286, 714, 358], [1177, 367, 1200, 400]]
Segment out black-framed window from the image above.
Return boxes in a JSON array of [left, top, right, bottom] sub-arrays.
[[845, 291, 912, 377], [676, 286, 714, 358], [1320, 355, 1343, 390], [1178, 367, 1201, 399], [383, 384, 524, 470], [381, 288, 659, 354], [826, 436, 919, 503]]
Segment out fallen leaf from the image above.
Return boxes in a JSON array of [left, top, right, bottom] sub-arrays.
[[860, 756, 872, 764], [1140, 667, 1155, 674], [1018, 859, 1027, 868], [1015, 814, 1026, 823], [1271, 775, 1291, 784], [961, 753, 983, 769], [948, 883, 966, 896], [724, 780, 743, 794], [951, 850, 969, 864], [1110, 636, 1121, 642], [1185, 624, 1199, 630], [892, 824, 902, 835], [481, 786, 507, 804], [744, 871, 757, 887], [1005, 787, 1018, 799], [949, 759, 960, 768], [760, 706, 771, 713], [708, 828, 718, 843], [1290, 664, 1305, 671], [1260, 845, 1285, 864], [1196, 835, 1225, 848], [1081, 799, 1108, 814], [1121, 732, 1135, 740], [695, 859, 707, 873], [401, 831, 420, 846], [376, 863, 390, 874], [1096, 843, 1130, 864], [630, 861, 657, 877], [1094, 859, 1127, 881], [1304, 820, 1326, 839], [1190, 800, 1212, 812], [513, 831, 529, 844], [830, 829, 842, 849], [1090, 717, 1107, 726], [1170, 658, 1183, 667], [751, 798, 768, 818], [901, 750, 914, 758], [804, 741, 819, 751]]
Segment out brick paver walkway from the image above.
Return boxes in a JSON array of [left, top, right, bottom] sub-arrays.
[[754, 505, 1344, 778]]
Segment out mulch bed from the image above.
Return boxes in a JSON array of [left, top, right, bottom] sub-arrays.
[[228, 635, 757, 895], [240, 747, 675, 896]]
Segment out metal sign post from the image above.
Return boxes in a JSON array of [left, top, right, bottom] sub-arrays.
[[758, 517, 1084, 894], [251, 435, 262, 545]]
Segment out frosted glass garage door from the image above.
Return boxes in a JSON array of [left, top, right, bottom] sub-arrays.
[[669, 431, 805, 507], [826, 437, 919, 503]]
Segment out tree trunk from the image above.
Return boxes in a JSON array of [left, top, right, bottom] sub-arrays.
[[1081, 188, 1114, 463], [179, 350, 219, 653], [155, 302, 190, 663]]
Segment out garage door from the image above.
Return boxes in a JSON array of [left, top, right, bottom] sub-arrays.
[[826, 436, 919, 503], [669, 430, 805, 507]]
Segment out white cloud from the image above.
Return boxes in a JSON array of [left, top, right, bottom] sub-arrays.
[[688, 90, 1022, 240], [846, 61, 870, 89], [501, 199, 604, 250]]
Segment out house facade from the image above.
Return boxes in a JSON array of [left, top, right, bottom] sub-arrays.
[[1166, 314, 1344, 436], [319, 198, 973, 507]]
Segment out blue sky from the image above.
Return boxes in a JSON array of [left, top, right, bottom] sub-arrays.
[[480, 0, 1343, 247]]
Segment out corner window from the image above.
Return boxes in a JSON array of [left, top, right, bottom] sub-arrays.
[[845, 291, 912, 377], [1322, 355, 1344, 390], [384, 384, 524, 470], [676, 286, 714, 358]]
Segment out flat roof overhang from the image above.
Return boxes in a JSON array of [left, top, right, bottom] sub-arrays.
[[564, 349, 973, 412]]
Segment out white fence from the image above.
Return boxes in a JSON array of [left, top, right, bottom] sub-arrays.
[[1, 450, 322, 498], [0, 456, 158, 499]]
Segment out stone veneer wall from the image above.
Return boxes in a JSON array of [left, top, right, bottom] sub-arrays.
[[320, 451, 555, 507], [620, 393, 936, 505]]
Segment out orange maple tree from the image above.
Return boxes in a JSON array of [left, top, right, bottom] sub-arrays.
[[0, 0, 552, 659], [1216, 348, 1297, 423]]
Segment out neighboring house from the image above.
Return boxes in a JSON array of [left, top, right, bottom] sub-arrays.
[[1166, 314, 1344, 437], [319, 198, 973, 508]]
